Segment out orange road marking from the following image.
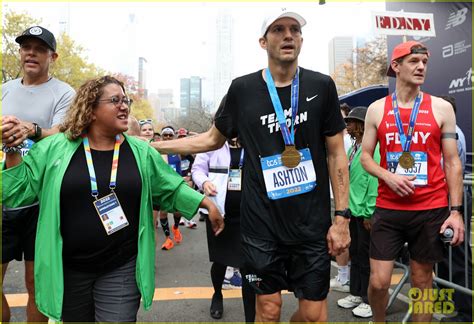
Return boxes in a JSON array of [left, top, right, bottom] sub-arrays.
[[5, 287, 291, 307], [6, 275, 404, 308]]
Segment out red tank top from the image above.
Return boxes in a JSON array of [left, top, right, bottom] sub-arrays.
[[376, 93, 448, 210]]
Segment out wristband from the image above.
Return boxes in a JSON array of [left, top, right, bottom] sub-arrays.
[[334, 209, 351, 219], [28, 123, 42, 140], [2, 142, 25, 154], [450, 205, 463, 212]]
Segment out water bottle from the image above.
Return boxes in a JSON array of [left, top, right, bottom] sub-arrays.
[[441, 227, 454, 243]]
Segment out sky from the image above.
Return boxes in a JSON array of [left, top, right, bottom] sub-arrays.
[[3, 1, 386, 107]]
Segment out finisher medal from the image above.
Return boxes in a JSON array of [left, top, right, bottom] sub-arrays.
[[281, 145, 301, 168], [398, 151, 415, 169]]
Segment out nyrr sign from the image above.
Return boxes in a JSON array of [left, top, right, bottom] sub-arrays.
[[373, 11, 436, 37]]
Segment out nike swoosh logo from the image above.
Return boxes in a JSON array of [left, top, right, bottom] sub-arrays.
[[306, 94, 318, 102]]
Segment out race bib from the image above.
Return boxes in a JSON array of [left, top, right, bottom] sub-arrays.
[[260, 148, 317, 200], [181, 159, 190, 173], [386, 151, 428, 186], [93, 192, 129, 235], [20, 139, 35, 157], [228, 169, 242, 191]]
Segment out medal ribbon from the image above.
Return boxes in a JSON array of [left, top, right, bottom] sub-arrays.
[[392, 92, 423, 152], [265, 67, 300, 145], [83, 134, 121, 198], [239, 148, 245, 168]]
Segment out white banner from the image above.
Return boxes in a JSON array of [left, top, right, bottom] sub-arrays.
[[372, 11, 436, 37]]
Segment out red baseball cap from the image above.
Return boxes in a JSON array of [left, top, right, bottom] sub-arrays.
[[177, 128, 188, 137], [387, 41, 430, 77]]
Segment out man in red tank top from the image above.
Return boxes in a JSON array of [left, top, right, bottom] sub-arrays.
[[360, 41, 464, 323]]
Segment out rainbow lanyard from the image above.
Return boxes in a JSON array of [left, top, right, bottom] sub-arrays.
[[83, 134, 121, 199]]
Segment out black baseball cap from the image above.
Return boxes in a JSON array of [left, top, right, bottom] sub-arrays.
[[15, 26, 57, 52]]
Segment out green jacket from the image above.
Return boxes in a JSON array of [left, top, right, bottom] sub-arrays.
[[348, 143, 380, 218], [2, 133, 204, 320]]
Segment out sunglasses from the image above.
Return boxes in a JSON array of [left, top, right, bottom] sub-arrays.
[[139, 119, 153, 125]]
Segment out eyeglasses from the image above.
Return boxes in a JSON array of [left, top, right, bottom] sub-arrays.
[[97, 96, 133, 108], [139, 119, 153, 125]]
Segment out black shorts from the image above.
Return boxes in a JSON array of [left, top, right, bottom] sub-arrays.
[[2, 204, 39, 263], [370, 207, 449, 263], [242, 235, 330, 301]]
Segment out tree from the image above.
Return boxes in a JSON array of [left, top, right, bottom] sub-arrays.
[[2, 11, 105, 88], [130, 98, 155, 122], [50, 33, 106, 89], [112, 73, 155, 121], [2, 11, 40, 81], [174, 106, 213, 133], [331, 36, 388, 95]]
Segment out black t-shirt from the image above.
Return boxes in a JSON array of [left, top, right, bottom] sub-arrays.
[[224, 147, 244, 217], [60, 139, 141, 273], [215, 68, 345, 243]]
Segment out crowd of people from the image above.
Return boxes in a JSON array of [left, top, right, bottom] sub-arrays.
[[2, 7, 471, 323]]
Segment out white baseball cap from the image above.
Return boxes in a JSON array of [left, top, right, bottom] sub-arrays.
[[261, 8, 306, 38]]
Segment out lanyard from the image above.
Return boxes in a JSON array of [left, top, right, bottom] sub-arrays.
[[238, 148, 245, 168], [83, 134, 121, 199], [348, 143, 360, 170], [392, 92, 423, 152], [265, 67, 300, 145]]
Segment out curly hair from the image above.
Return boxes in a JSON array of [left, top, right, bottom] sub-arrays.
[[348, 119, 365, 142], [60, 76, 126, 140]]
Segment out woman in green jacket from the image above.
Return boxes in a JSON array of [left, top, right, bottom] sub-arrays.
[[2, 76, 224, 322]]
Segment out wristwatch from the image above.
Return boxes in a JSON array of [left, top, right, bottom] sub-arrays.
[[334, 209, 351, 219], [28, 123, 42, 140], [450, 205, 463, 212]]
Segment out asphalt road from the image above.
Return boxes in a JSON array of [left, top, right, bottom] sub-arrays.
[[4, 214, 415, 322]]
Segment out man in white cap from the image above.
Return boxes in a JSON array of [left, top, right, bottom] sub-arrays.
[[2, 25, 75, 322], [361, 41, 464, 322], [153, 9, 349, 321]]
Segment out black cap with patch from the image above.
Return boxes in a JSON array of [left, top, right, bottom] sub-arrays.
[[15, 26, 56, 52]]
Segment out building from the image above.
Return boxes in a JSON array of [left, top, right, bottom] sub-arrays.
[[180, 76, 202, 116], [157, 89, 174, 110], [328, 36, 354, 75], [189, 76, 202, 109], [213, 11, 234, 111], [138, 57, 148, 99]]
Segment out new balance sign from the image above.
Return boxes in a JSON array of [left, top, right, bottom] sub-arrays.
[[373, 11, 436, 37]]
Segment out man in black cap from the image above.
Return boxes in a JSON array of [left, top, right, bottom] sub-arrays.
[[2, 25, 75, 322]]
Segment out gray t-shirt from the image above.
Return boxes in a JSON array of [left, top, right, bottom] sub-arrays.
[[2, 77, 75, 129]]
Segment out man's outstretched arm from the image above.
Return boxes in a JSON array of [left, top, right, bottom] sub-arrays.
[[151, 124, 227, 155]]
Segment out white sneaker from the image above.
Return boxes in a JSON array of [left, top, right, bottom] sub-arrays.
[[337, 295, 363, 309], [330, 275, 350, 292], [179, 217, 186, 226], [352, 302, 372, 318], [185, 219, 197, 228]]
